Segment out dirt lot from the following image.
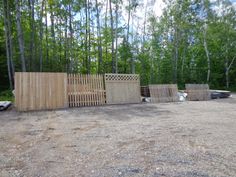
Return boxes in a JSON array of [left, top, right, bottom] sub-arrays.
[[1, 96, 236, 177]]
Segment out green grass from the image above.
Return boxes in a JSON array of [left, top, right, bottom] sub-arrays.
[[0, 90, 14, 102]]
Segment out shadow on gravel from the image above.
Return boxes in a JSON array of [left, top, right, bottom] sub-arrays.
[[99, 104, 172, 121]]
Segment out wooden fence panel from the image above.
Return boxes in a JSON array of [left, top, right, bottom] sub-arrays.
[[105, 74, 141, 104], [67, 74, 106, 107], [15, 72, 68, 111], [149, 84, 178, 103], [185, 84, 210, 101]]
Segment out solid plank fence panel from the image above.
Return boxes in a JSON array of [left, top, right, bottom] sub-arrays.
[[149, 84, 178, 103], [15, 72, 68, 111], [185, 84, 210, 101], [105, 74, 141, 104], [67, 74, 106, 107]]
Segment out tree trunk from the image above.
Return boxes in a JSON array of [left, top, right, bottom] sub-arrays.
[[6, 0, 15, 81], [39, 0, 45, 72], [69, 3, 74, 72], [109, 0, 115, 73], [45, 2, 49, 70], [173, 24, 179, 83], [131, 13, 135, 74], [105, 0, 108, 72], [142, 0, 148, 48], [115, 2, 118, 73], [64, 14, 68, 72], [95, 0, 103, 74], [88, 0, 91, 74], [3, 0, 13, 90], [225, 56, 236, 88], [203, 24, 210, 83], [28, 0, 35, 71], [15, 0, 26, 72], [126, 0, 131, 43], [49, 2, 56, 71], [85, 0, 89, 73], [181, 39, 187, 82]]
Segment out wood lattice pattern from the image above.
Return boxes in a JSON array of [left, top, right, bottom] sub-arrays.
[[105, 74, 141, 104], [105, 74, 139, 82]]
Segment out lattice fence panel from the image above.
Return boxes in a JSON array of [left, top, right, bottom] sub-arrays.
[[105, 74, 141, 104], [105, 74, 139, 82]]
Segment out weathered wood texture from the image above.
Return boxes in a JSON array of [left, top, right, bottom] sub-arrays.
[[185, 84, 210, 101], [141, 86, 150, 97], [68, 74, 105, 107], [149, 84, 178, 103], [15, 72, 68, 111], [105, 74, 141, 104]]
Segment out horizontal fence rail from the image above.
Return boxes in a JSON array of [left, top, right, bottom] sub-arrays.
[[68, 74, 106, 107]]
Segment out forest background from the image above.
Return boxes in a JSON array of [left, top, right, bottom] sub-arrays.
[[0, 0, 236, 99]]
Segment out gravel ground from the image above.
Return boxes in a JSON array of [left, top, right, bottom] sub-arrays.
[[0, 96, 236, 177]]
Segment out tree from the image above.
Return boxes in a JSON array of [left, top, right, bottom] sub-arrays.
[[15, 0, 26, 72]]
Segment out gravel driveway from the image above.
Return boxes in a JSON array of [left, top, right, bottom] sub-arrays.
[[0, 96, 236, 177]]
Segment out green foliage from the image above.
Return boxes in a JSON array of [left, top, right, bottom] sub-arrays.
[[0, 0, 236, 91], [0, 90, 14, 102]]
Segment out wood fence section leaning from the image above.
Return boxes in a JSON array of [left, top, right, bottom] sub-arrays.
[[105, 74, 141, 104], [185, 84, 210, 101], [15, 72, 68, 111], [67, 74, 106, 107], [149, 84, 178, 103]]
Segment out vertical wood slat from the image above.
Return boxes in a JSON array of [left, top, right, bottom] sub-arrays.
[[149, 84, 178, 103], [15, 72, 67, 111], [67, 74, 106, 107], [15, 72, 107, 110], [185, 84, 210, 101]]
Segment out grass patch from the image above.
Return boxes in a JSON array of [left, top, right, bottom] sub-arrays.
[[0, 90, 14, 102]]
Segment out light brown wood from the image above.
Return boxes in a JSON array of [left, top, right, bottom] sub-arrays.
[[15, 72, 67, 111], [149, 84, 178, 103], [67, 74, 106, 107], [105, 74, 141, 104], [185, 84, 210, 101]]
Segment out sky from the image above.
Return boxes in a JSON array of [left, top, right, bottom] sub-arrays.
[[153, 0, 236, 17]]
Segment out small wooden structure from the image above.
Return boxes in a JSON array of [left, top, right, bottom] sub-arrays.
[[185, 84, 210, 101], [105, 74, 141, 104], [149, 84, 178, 103]]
